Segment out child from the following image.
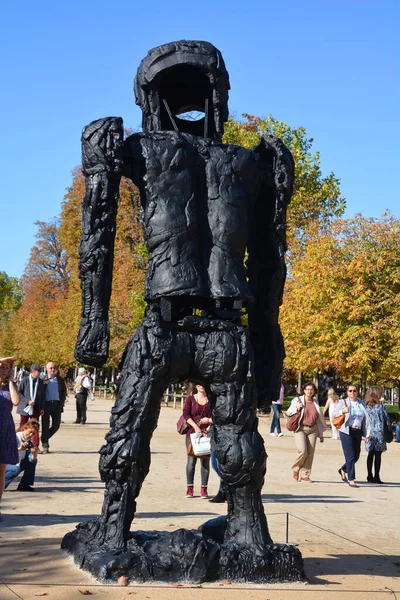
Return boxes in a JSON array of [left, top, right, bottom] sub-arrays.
[[5, 422, 38, 491]]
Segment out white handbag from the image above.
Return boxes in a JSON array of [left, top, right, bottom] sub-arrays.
[[190, 432, 211, 457]]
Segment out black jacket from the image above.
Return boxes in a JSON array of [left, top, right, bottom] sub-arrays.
[[43, 375, 68, 410], [17, 375, 46, 414]]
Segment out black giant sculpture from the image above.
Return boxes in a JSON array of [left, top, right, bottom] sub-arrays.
[[62, 40, 305, 584]]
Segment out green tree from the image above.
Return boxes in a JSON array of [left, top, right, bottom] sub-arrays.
[[223, 115, 345, 252]]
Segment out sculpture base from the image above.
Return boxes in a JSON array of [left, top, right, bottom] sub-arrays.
[[62, 523, 306, 584]]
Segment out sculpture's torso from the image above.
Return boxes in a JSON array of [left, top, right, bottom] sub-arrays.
[[125, 132, 267, 304]]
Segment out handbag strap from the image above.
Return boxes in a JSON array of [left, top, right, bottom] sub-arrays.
[[193, 394, 208, 422], [199, 402, 207, 420]]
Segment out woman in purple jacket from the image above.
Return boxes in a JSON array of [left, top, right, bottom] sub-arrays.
[[182, 383, 212, 499]]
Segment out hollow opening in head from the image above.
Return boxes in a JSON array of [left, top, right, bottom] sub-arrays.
[[158, 65, 214, 137]]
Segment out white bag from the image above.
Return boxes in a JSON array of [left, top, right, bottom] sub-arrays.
[[190, 432, 211, 457], [24, 404, 34, 416], [88, 391, 95, 402]]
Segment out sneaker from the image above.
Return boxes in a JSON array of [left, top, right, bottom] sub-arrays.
[[40, 448, 49, 454], [278, 433, 284, 437], [200, 486, 208, 499], [269, 432, 276, 436], [186, 485, 194, 498], [300, 477, 313, 483], [17, 484, 35, 492]]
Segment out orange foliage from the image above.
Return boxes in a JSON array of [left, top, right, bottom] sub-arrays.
[[10, 167, 146, 367], [281, 214, 400, 382]]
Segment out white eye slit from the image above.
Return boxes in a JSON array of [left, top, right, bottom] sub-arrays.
[[176, 110, 205, 122]]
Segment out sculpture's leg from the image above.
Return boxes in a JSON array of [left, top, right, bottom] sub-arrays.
[[202, 325, 272, 548], [63, 315, 305, 582], [212, 384, 271, 546], [94, 317, 171, 549]]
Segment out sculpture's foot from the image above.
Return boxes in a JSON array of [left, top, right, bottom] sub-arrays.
[[62, 523, 306, 584]]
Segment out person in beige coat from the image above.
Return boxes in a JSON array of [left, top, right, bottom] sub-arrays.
[[286, 382, 326, 482]]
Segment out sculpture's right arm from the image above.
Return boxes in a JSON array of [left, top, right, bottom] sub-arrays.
[[74, 117, 124, 367]]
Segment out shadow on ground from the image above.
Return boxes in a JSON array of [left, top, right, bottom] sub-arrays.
[[304, 553, 400, 583], [0, 538, 80, 585], [262, 493, 361, 504], [0, 513, 99, 529]]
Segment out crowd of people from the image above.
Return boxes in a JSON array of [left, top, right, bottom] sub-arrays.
[[0, 356, 396, 520], [178, 380, 395, 499], [0, 357, 94, 520]]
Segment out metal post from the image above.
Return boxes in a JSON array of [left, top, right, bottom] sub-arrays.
[[163, 99, 179, 132], [204, 98, 209, 138], [286, 513, 289, 543]]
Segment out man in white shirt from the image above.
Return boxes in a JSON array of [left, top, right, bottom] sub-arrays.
[[74, 367, 92, 424]]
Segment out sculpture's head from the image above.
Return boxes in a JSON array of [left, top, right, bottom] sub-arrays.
[[135, 40, 230, 141]]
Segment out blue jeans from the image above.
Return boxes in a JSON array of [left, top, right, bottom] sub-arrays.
[[5, 465, 21, 488], [211, 450, 223, 492], [270, 403, 282, 434], [340, 428, 362, 480], [5, 453, 37, 488]]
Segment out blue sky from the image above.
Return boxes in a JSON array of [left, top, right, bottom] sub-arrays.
[[1, 0, 399, 279]]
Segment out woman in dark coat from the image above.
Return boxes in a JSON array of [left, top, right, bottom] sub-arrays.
[[364, 386, 391, 484]]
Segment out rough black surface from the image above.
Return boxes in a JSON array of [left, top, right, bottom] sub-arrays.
[[62, 522, 305, 584], [63, 39, 301, 583]]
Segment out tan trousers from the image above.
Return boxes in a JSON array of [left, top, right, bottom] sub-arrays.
[[292, 424, 318, 477]]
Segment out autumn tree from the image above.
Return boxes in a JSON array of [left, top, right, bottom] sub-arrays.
[[24, 219, 70, 295], [223, 115, 345, 252], [281, 213, 400, 384], [12, 218, 70, 365], [0, 272, 23, 356], [58, 167, 147, 367], [107, 177, 147, 364]]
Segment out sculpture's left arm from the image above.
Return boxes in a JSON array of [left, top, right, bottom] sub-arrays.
[[247, 135, 294, 406]]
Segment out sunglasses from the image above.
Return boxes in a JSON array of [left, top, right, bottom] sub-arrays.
[[348, 389, 357, 393]]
